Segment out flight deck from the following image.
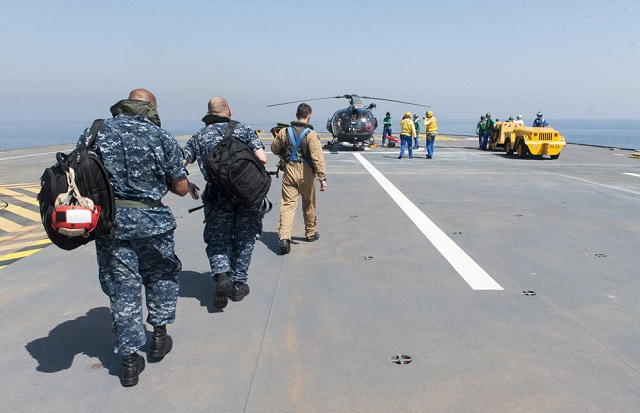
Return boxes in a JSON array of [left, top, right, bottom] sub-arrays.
[[1, 135, 639, 412]]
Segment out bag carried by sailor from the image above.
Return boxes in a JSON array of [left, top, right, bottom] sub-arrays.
[[204, 120, 271, 210], [37, 119, 116, 250]]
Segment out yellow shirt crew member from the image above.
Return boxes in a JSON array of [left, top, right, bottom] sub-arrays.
[[398, 112, 416, 159], [423, 110, 438, 159]]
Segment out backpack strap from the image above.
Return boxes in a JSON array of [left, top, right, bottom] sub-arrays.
[[287, 126, 311, 162], [223, 120, 239, 141], [82, 118, 113, 247], [259, 197, 273, 215], [85, 119, 105, 149], [54, 119, 105, 208]]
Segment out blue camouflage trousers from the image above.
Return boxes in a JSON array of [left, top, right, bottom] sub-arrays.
[[203, 198, 262, 283], [95, 231, 181, 355]]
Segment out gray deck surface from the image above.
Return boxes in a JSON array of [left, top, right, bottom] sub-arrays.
[[1, 135, 639, 412]]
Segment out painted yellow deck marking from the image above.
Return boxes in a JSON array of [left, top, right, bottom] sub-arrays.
[[0, 187, 39, 206], [0, 249, 42, 261], [0, 217, 23, 232], [3, 203, 41, 222], [0, 238, 50, 252], [0, 224, 44, 243], [20, 186, 42, 195]]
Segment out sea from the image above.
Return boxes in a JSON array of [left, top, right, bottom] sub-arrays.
[[1, 119, 639, 151]]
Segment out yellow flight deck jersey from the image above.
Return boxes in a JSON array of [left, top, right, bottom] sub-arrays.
[[400, 118, 416, 137], [424, 116, 438, 133]]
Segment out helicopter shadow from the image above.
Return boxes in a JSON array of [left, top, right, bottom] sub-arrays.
[[25, 307, 120, 377]]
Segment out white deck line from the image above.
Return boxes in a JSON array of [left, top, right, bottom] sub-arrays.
[[0, 150, 70, 161], [353, 153, 503, 291]]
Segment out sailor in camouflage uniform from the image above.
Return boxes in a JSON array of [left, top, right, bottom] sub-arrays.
[[183, 97, 267, 309], [77, 89, 197, 387]]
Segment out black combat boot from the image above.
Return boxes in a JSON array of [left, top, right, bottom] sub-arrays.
[[305, 231, 320, 242], [213, 272, 230, 309], [279, 239, 291, 255], [149, 325, 173, 360], [120, 353, 145, 387], [229, 282, 250, 302]]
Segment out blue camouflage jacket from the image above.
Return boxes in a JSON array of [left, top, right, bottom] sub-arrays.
[[77, 100, 187, 240]]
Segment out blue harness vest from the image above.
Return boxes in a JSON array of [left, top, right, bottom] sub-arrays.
[[287, 126, 311, 162]]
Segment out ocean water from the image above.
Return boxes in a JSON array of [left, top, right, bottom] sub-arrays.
[[1, 118, 638, 151], [430, 118, 640, 150]]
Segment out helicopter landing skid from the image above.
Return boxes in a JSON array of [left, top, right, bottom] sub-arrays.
[[352, 141, 366, 151]]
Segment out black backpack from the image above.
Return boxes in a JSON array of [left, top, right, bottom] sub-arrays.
[[204, 120, 271, 210], [37, 119, 116, 250]]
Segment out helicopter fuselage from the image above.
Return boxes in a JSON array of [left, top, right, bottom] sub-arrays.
[[267, 93, 428, 146], [326, 106, 378, 143]]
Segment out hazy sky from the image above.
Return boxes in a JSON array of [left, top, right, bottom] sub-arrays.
[[1, 0, 638, 129]]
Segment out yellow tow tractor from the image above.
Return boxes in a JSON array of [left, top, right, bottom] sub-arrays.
[[490, 120, 566, 159], [488, 121, 524, 150]]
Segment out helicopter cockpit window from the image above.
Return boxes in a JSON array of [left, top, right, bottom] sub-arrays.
[[335, 112, 347, 132]]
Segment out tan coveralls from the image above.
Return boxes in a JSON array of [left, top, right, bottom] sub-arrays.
[[271, 123, 327, 240]]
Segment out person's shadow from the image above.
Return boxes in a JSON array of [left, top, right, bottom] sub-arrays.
[[258, 230, 284, 255], [179, 270, 222, 313], [25, 307, 120, 377]]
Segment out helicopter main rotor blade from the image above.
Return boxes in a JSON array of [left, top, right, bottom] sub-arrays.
[[266, 96, 343, 107], [360, 96, 431, 108]]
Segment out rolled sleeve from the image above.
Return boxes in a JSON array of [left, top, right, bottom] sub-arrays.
[[163, 136, 188, 182], [246, 129, 264, 151], [182, 136, 198, 164]]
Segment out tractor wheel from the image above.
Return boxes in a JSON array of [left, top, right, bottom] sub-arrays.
[[505, 139, 514, 156], [517, 141, 529, 158], [550, 153, 560, 160]]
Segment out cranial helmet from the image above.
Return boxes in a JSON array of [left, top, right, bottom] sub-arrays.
[[426, 111, 433, 117]]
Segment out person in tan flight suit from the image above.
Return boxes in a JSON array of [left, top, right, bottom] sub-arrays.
[[271, 103, 327, 255]]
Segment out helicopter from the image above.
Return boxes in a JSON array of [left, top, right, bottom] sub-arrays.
[[267, 94, 430, 149]]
